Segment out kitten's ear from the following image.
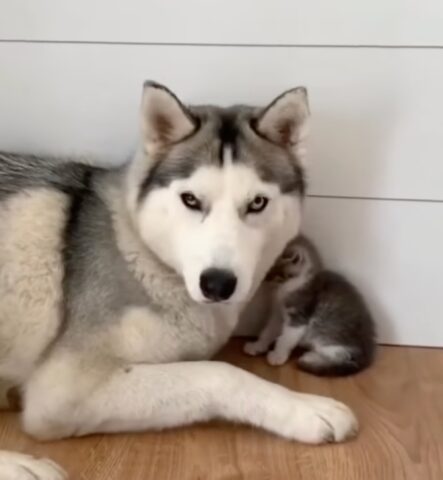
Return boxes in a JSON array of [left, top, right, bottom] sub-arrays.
[[255, 87, 310, 162], [292, 252, 302, 264], [140, 81, 197, 154], [281, 243, 303, 264]]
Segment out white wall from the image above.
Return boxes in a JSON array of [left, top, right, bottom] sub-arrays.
[[1, 1, 442, 345]]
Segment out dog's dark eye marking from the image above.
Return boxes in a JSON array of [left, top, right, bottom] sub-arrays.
[[246, 195, 269, 214], [218, 113, 240, 163], [181, 192, 202, 211]]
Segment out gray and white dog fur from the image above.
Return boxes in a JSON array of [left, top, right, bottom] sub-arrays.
[[0, 82, 357, 479], [244, 235, 376, 374]]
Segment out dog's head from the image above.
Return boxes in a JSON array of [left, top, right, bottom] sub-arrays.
[[127, 81, 310, 305]]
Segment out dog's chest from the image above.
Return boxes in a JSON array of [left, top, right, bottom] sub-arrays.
[[109, 304, 238, 364]]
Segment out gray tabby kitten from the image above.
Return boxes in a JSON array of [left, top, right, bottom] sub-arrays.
[[244, 236, 376, 375]]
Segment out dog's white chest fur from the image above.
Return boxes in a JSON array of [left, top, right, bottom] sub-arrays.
[[110, 304, 238, 364]]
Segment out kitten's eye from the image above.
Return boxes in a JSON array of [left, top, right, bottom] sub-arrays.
[[247, 195, 269, 214], [293, 253, 301, 264], [180, 192, 202, 211]]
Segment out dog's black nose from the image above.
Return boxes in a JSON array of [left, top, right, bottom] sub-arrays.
[[200, 268, 237, 301]]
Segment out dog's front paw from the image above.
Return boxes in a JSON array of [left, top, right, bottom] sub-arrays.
[[243, 341, 267, 356], [284, 394, 358, 444], [0, 451, 67, 480]]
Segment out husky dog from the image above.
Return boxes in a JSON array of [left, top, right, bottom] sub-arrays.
[[244, 236, 376, 374], [0, 82, 357, 478]]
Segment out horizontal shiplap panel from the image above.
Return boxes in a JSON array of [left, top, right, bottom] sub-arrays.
[[0, 43, 442, 200], [1, 0, 443, 46], [303, 197, 443, 347]]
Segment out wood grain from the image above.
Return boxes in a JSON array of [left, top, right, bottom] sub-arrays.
[[0, 342, 442, 480]]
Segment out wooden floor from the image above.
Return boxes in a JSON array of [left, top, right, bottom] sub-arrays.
[[0, 341, 442, 480]]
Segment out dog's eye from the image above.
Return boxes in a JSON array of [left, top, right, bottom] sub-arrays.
[[180, 192, 202, 211], [247, 195, 269, 214]]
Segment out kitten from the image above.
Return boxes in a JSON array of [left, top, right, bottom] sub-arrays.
[[244, 236, 376, 375]]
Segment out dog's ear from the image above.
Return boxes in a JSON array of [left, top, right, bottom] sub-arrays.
[[141, 81, 197, 153], [255, 87, 310, 162]]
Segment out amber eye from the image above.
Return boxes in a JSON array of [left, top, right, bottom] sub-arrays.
[[247, 195, 269, 214], [180, 192, 202, 211]]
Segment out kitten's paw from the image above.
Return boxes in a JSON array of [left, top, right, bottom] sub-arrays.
[[0, 451, 67, 480], [279, 394, 359, 444], [243, 341, 267, 356], [266, 349, 289, 366]]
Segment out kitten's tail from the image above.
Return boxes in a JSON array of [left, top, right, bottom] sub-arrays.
[[296, 345, 374, 376]]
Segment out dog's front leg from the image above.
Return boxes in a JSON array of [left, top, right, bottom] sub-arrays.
[[24, 361, 357, 444]]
